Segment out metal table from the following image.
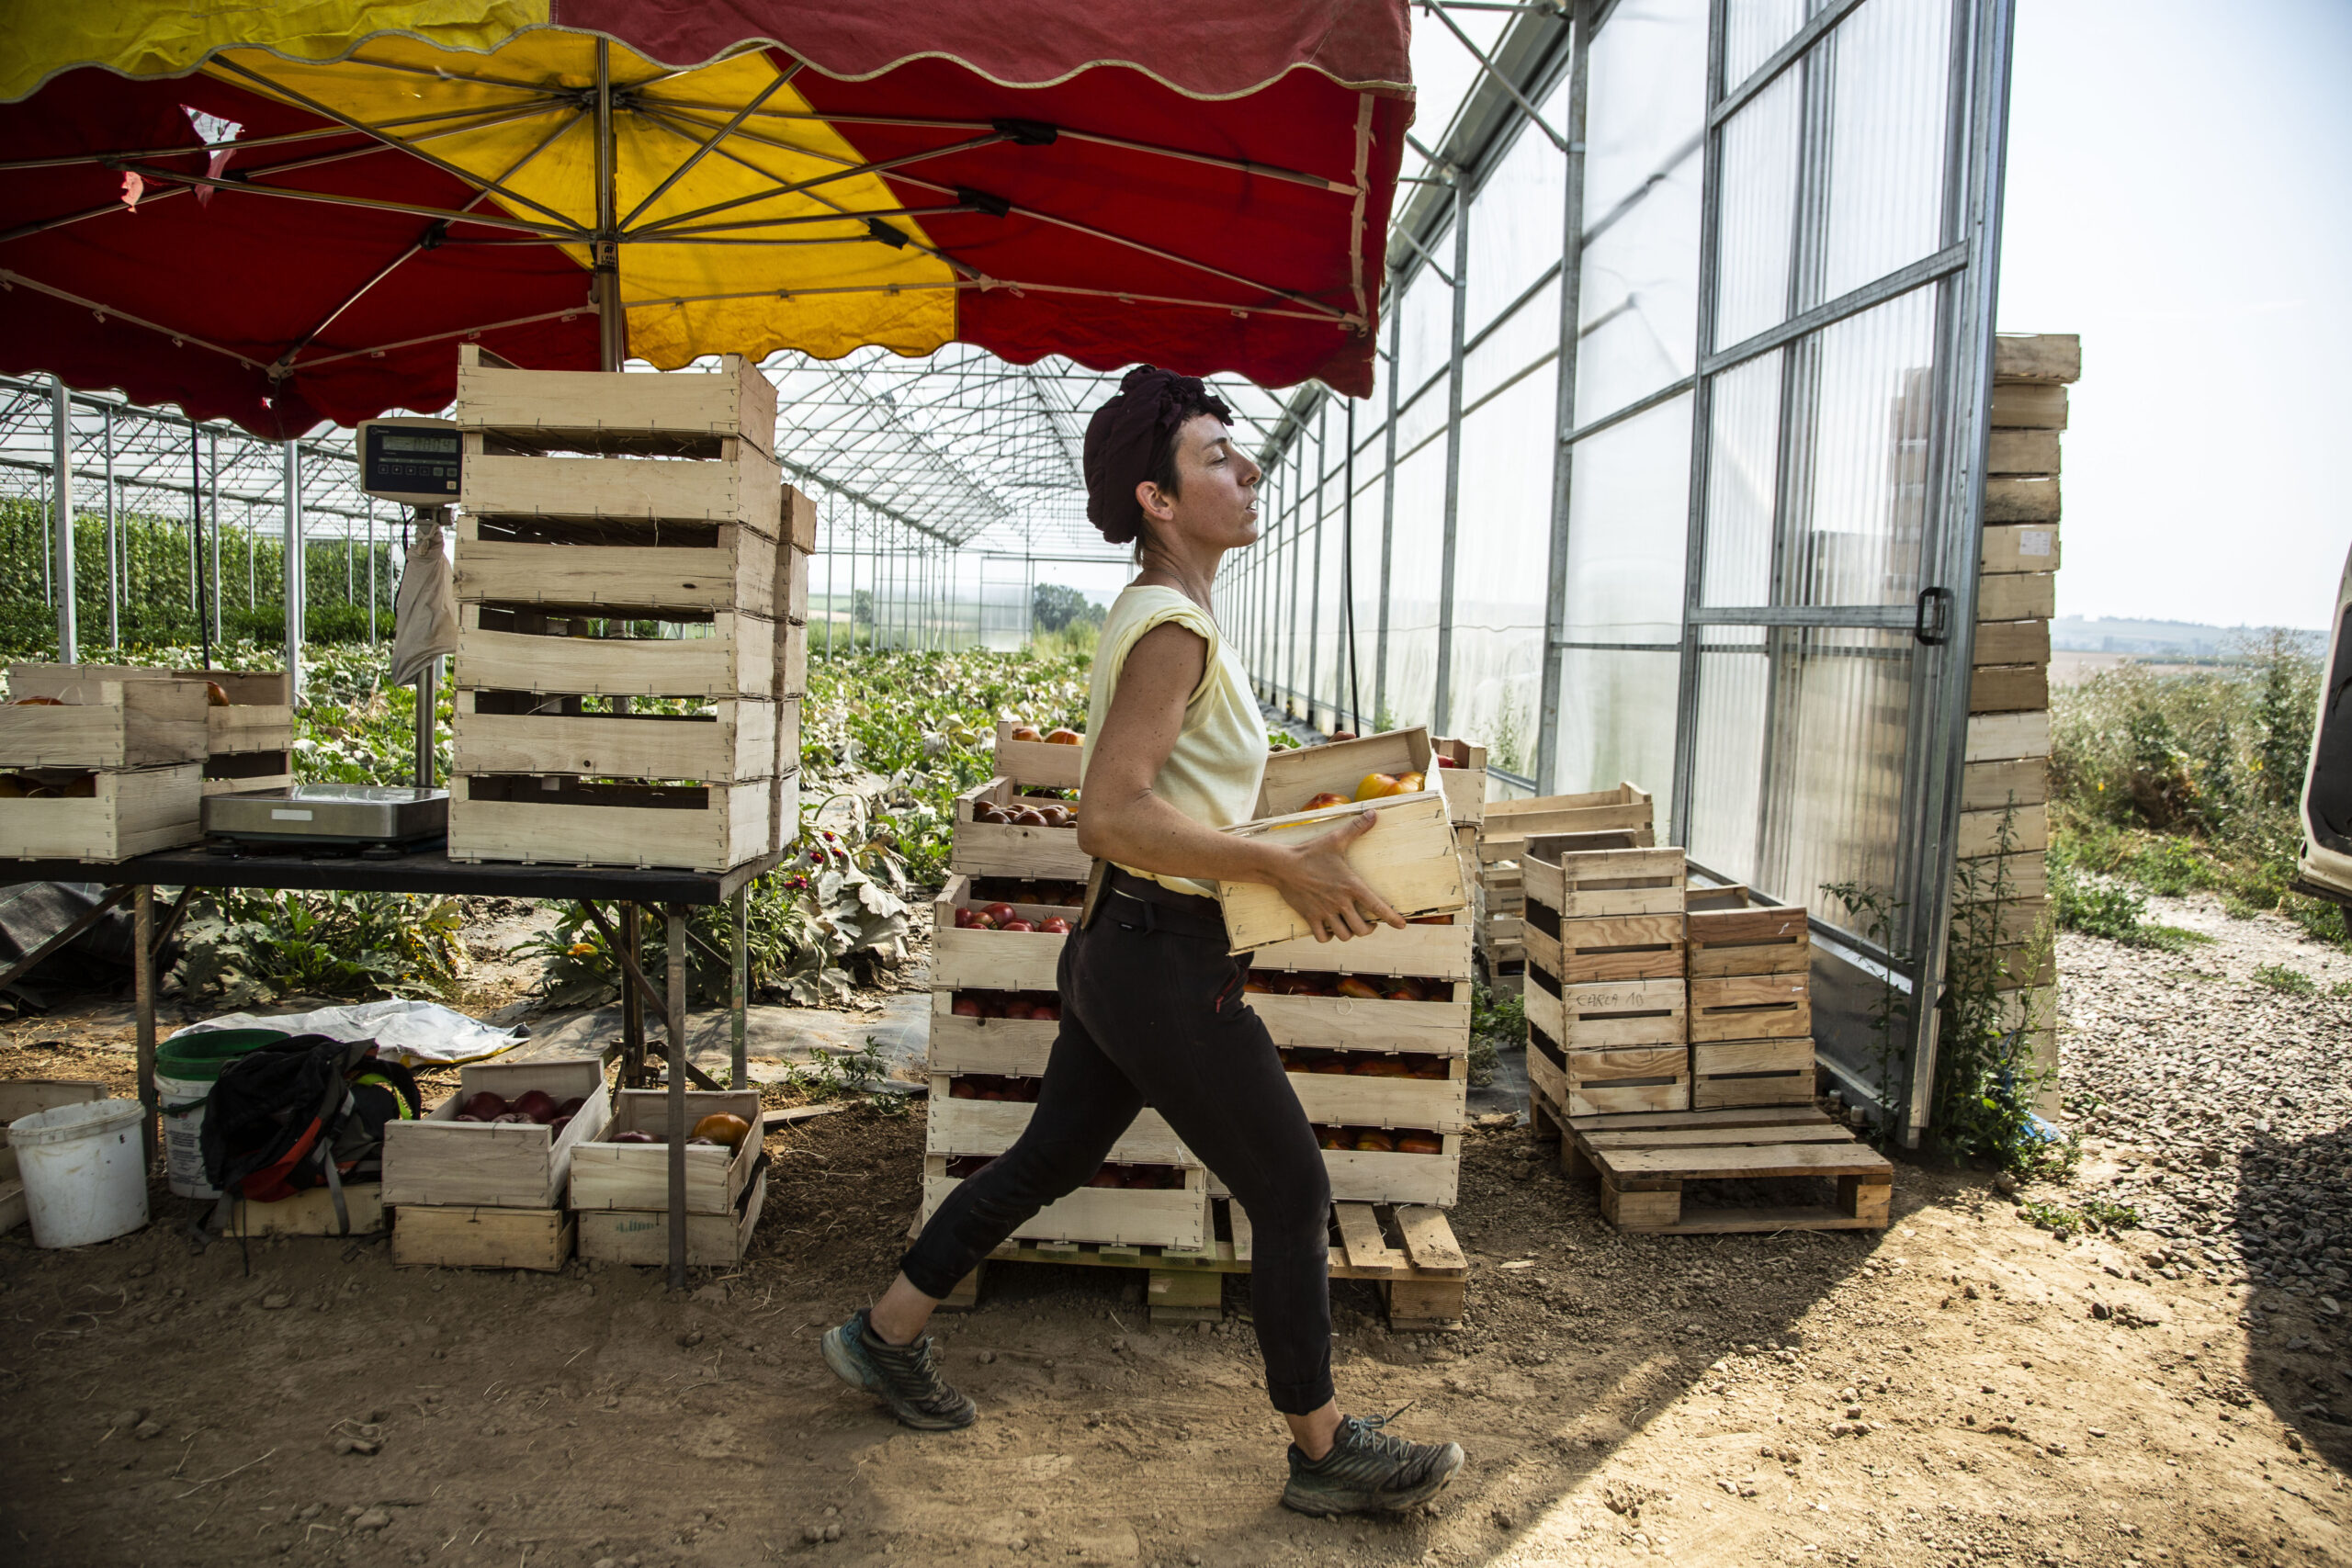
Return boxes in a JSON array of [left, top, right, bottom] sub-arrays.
[[0, 841, 783, 1287]]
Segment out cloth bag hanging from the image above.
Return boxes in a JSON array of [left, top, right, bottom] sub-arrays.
[[390, 514, 458, 686]]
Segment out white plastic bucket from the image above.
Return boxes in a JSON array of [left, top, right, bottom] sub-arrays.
[[158, 1069, 214, 1200], [11, 1100, 149, 1247]]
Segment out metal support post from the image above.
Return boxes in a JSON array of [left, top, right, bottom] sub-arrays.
[[1375, 282, 1402, 728], [1535, 6, 1594, 794], [366, 497, 377, 642], [50, 374, 76, 663], [1304, 407, 1324, 728], [133, 886, 156, 1170], [1432, 182, 1471, 736], [103, 405, 118, 651], [192, 423, 210, 671], [209, 430, 221, 645], [283, 441, 303, 700], [594, 39, 625, 373], [621, 902, 646, 1087], [730, 885, 749, 1088], [664, 905, 690, 1288]]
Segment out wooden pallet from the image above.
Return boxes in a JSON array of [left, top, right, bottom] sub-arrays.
[[928, 1197, 1468, 1330], [1530, 1096, 1891, 1235]]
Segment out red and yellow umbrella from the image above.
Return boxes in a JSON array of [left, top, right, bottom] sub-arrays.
[[0, 2, 1413, 435]]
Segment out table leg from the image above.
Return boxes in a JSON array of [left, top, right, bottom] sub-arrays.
[[621, 902, 645, 1089], [730, 886, 748, 1089], [133, 885, 157, 1172], [665, 904, 688, 1289]]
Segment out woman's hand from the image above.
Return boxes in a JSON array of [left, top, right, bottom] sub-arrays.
[[1267, 808, 1408, 942]]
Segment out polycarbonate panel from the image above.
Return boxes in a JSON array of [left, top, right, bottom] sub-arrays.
[[1446, 371, 1554, 772], [1711, 68, 1802, 351], [1381, 442, 1446, 728], [1343, 444, 1385, 734], [1686, 627, 1768, 883], [1788, 284, 1938, 607], [1562, 391, 1691, 643], [1697, 348, 1784, 607], [1553, 647, 1680, 805], [1585, 0, 1708, 217], [1818, 0, 1953, 306], [1573, 141, 1702, 425], [1394, 244, 1458, 449], [1464, 276, 1560, 412], [1465, 85, 1570, 336], [1724, 0, 1809, 86]]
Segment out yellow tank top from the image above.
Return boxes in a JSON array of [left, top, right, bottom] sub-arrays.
[[1080, 585, 1267, 898]]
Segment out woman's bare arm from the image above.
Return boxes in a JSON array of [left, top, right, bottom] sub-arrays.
[[1075, 621, 1405, 942]]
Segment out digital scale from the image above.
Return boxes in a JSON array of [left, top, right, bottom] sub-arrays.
[[199, 418, 463, 855]]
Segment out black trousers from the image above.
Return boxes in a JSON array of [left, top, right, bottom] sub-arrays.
[[900, 873, 1335, 1415]]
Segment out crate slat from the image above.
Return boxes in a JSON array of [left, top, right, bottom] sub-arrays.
[[447, 777, 771, 873], [1218, 790, 1464, 953], [457, 347, 778, 457], [0, 762, 205, 862]]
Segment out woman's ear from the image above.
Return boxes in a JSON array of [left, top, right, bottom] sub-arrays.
[[1136, 478, 1176, 525]]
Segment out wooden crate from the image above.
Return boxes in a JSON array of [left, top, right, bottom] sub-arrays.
[[1523, 968, 1686, 1049], [1249, 980, 1472, 1055], [1977, 572, 2056, 623], [220, 1182, 387, 1237], [457, 604, 780, 700], [993, 721, 1086, 789], [1250, 909, 1474, 981], [936, 1198, 1467, 1331], [393, 1204, 573, 1271], [1522, 908, 1682, 985], [1254, 727, 1436, 818], [929, 874, 1073, 991], [577, 1172, 767, 1268], [1973, 620, 2050, 668], [452, 691, 778, 783], [1538, 1103, 1893, 1235], [1962, 755, 2046, 811], [927, 990, 1063, 1077], [778, 621, 808, 699], [380, 1058, 608, 1209], [1529, 1022, 1690, 1117], [1430, 737, 1486, 827], [204, 749, 294, 796], [949, 777, 1090, 879], [0, 675, 209, 767], [456, 346, 779, 458], [1476, 784, 1656, 868], [1685, 886, 1808, 976], [448, 773, 772, 872], [569, 1089, 763, 1213], [0, 762, 204, 862], [1522, 836, 1684, 920], [922, 1156, 1211, 1248], [455, 513, 784, 619], [1217, 790, 1464, 953], [459, 438, 784, 536], [7, 666, 292, 757], [1691, 1038, 1816, 1109], [929, 1077, 1193, 1166], [1982, 524, 2060, 575]]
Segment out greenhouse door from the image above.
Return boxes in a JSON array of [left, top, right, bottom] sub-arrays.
[[1663, 0, 2015, 1137]]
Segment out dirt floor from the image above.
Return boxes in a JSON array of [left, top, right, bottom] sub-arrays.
[[5, 919, 2352, 1566]]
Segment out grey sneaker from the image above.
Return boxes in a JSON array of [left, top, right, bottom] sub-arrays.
[[1281, 1410, 1464, 1516], [821, 1308, 978, 1431]]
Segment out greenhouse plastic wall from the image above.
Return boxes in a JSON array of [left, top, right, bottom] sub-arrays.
[[1222, 0, 2017, 1139]]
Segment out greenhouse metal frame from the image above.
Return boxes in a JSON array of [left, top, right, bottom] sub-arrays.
[[1, 0, 2021, 1137]]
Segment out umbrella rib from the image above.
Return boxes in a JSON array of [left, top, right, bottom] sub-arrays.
[[616, 63, 800, 231], [209, 56, 583, 232], [271, 107, 592, 378], [112, 161, 581, 237], [0, 101, 562, 173], [620, 276, 1351, 328], [620, 132, 1007, 239], [0, 267, 271, 373], [334, 52, 591, 96], [286, 304, 599, 374]]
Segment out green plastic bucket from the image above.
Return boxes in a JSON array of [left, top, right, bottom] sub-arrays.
[[157, 1029, 286, 1200]]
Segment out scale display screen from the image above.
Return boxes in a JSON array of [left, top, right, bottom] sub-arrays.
[[356, 418, 462, 505]]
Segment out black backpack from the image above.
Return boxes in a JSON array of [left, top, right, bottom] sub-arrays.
[[201, 1034, 421, 1235]]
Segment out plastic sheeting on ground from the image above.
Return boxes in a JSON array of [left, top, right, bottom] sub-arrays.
[[170, 998, 525, 1066]]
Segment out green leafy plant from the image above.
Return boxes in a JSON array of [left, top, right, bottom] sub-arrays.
[[2018, 1194, 2139, 1240], [169, 887, 467, 1008], [2050, 852, 2211, 952], [2253, 964, 2316, 997], [1467, 983, 1523, 1089]]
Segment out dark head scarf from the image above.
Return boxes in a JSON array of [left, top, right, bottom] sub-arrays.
[[1082, 365, 1233, 547]]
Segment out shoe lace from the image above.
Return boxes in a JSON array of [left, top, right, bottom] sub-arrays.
[[1336, 1404, 1421, 1463], [869, 1335, 957, 1406]]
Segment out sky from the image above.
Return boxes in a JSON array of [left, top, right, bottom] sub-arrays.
[[1998, 0, 2352, 631]]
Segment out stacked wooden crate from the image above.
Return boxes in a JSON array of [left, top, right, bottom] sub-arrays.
[[446, 347, 809, 872], [0, 671, 209, 860], [570, 1088, 767, 1265], [1472, 784, 1656, 994], [1969, 333, 2075, 1111], [1684, 884, 1815, 1108], [1520, 832, 1689, 1119], [383, 1057, 609, 1270]]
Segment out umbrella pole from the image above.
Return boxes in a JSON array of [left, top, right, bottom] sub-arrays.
[[594, 39, 623, 374]]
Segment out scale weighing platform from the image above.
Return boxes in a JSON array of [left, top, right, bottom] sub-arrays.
[[202, 784, 447, 857]]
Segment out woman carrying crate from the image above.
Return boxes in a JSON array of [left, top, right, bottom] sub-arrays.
[[823, 366, 1465, 1517]]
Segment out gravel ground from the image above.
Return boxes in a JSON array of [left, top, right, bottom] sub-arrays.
[[2060, 888, 2352, 1311]]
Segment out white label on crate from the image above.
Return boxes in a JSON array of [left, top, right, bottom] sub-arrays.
[[270, 808, 315, 821], [2018, 529, 2052, 558]]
